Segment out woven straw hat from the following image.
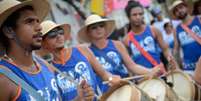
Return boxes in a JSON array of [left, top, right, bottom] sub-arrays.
[[77, 14, 115, 43], [0, 0, 50, 55], [41, 20, 71, 38], [0, 0, 50, 28], [169, 0, 186, 14]]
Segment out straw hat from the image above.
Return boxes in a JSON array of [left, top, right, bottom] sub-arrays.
[[169, 0, 186, 15], [0, 0, 50, 55], [41, 20, 71, 38], [77, 14, 115, 43], [0, 0, 50, 28]]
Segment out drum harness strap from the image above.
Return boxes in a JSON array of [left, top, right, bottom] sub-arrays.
[[0, 66, 45, 101], [128, 31, 166, 74], [181, 24, 201, 45]]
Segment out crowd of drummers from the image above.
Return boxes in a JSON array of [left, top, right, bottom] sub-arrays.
[[0, 0, 201, 101]]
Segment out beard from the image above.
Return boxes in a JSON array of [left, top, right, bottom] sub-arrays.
[[30, 44, 41, 50], [177, 12, 188, 20]]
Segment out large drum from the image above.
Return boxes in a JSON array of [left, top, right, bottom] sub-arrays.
[[100, 81, 152, 101], [166, 71, 201, 101], [138, 78, 179, 101]]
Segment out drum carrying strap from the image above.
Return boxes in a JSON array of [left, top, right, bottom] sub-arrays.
[[0, 67, 45, 101], [181, 24, 201, 45], [128, 31, 166, 73]]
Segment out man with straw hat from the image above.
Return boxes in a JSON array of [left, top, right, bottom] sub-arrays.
[[39, 20, 121, 101], [170, 0, 201, 75], [77, 14, 161, 93], [122, 1, 177, 73], [0, 0, 62, 101]]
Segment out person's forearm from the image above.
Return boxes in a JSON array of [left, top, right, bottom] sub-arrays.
[[128, 64, 150, 75]]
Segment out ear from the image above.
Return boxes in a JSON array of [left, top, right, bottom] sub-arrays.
[[2, 27, 15, 39]]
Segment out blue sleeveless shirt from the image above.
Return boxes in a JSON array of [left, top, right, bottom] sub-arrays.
[[0, 56, 60, 101], [176, 16, 201, 71], [129, 26, 161, 68], [90, 40, 129, 93], [53, 47, 97, 101]]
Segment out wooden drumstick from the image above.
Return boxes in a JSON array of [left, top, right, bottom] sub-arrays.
[[102, 75, 147, 84]]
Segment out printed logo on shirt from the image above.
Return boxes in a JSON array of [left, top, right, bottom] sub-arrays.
[[29, 78, 60, 101], [56, 61, 92, 93], [179, 25, 201, 45], [130, 36, 156, 57]]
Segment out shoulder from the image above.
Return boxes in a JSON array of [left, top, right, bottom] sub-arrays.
[[150, 25, 161, 38], [0, 65, 20, 100], [76, 44, 94, 60], [112, 40, 125, 49]]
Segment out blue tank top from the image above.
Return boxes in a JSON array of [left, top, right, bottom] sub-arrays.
[[53, 47, 97, 101], [129, 26, 161, 68], [90, 40, 129, 93], [0, 56, 60, 101], [176, 16, 201, 71]]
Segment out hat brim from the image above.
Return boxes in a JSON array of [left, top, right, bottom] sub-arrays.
[[0, 0, 50, 28], [169, 1, 186, 19], [43, 23, 71, 39], [78, 19, 115, 43]]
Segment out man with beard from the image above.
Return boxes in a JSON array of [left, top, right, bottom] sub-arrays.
[[0, 0, 93, 101], [171, 0, 201, 74], [123, 1, 177, 72]]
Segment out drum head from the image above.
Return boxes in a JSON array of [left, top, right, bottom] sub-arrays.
[[100, 81, 141, 101], [138, 79, 167, 101], [167, 71, 194, 101]]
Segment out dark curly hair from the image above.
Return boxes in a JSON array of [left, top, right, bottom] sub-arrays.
[[125, 0, 143, 18]]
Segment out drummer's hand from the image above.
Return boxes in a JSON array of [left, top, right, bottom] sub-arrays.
[[108, 75, 121, 86], [76, 80, 94, 101], [167, 55, 179, 70], [148, 67, 161, 79]]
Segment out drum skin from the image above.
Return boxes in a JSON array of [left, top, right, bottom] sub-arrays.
[[167, 71, 201, 101], [100, 81, 152, 101], [138, 78, 179, 101]]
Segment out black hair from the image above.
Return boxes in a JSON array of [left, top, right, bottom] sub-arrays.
[[125, 0, 143, 18], [163, 22, 169, 29], [0, 6, 34, 49], [193, 0, 201, 15]]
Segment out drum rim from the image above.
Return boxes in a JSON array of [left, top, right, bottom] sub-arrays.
[[166, 70, 195, 100], [100, 81, 138, 101], [138, 78, 179, 101]]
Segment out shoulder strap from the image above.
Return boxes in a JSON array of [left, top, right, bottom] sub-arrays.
[[0, 66, 45, 101], [128, 31, 166, 73], [181, 24, 201, 45]]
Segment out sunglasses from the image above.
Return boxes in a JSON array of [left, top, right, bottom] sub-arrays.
[[46, 27, 64, 39], [89, 22, 105, 30]]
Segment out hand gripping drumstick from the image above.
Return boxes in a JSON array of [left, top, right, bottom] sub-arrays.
[[102, 75, 147, 85], [48, 63, 101, 99]]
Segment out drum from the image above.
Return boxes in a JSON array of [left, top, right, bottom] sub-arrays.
[[138, 78, 179, 101], [100, 81, 152, 101], [166, 71, 201, 101]]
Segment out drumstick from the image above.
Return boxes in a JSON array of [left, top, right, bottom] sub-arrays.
[[102, 75, 147, 84]]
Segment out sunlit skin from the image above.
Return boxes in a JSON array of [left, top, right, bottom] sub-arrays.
[[0, 9, 43, 101], [87, 22, 107, 42], [9, 10, 43, 51], [129, 7, 144, 28], [42, 27, 65, 51], [173, 4, 188, 20]]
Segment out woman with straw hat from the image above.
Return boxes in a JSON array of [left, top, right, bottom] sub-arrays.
[[77, 14, 160, 93], [39, 20, 121, 101], [0, 0, 62, 101]]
